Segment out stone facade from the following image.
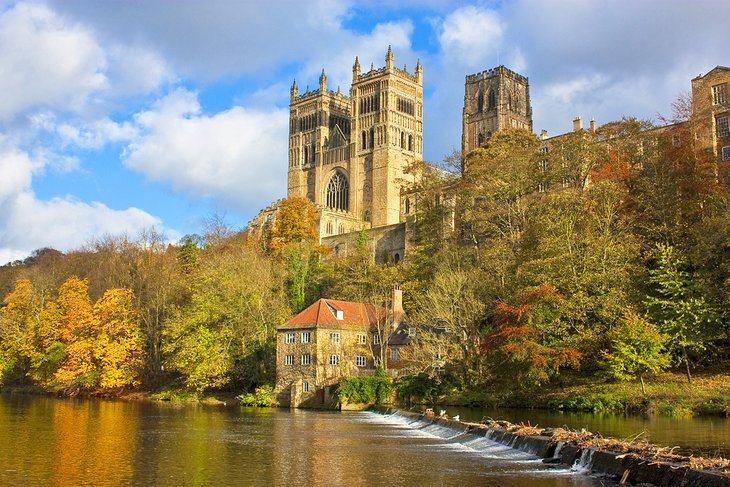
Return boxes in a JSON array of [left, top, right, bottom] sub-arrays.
[[462, 65, 532, 154], [287, 47, 422, 236], [691, 66, 730, 163], [275, 294, 410, 408]]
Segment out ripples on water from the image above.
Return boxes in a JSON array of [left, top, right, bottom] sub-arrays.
[[0, 395, 611, 486]]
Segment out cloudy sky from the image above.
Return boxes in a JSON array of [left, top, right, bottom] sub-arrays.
[[0, 0, 728, 263]]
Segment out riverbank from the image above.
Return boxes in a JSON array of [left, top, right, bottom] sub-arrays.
[[446, 369, 730, 417], [373, 406, 730, 486]]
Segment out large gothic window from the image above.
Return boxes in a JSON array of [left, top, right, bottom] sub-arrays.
[[326, 171, 349, 211], [488, 90, 496, 110]]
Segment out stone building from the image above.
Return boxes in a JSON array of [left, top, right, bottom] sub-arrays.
[[287, 47, 423, 240], [691, 66, 730, 163], [462, 65, 533, 154], [275, 288, 410, 408]]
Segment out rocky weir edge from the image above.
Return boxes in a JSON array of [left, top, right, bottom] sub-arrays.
[[370, 406, 730, 486]]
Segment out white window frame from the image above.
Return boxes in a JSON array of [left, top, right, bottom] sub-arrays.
[[372, 333, 380, 345], [356, 356, 367, 367], [713, 83, 727, 105], [303, 381, 309, 392], [301, 331, 311, 343], [330, 332, 340, 343], [285, 355, 294, 365], [285, 332, 295, 344], [390, 348, 399, 361], [722, 146, 730, 161], [357, 333, 367, 344], [717, 116, 729, 138], [329, 354, 340, 365], [301, 354, 311, 365]]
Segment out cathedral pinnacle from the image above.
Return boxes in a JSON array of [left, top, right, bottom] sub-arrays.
[[319, 69, 327, 91], [353, 56, 360, 82], [385, 45, 394, 69], [290, 79, 298, 100], [415, 59, 423, 84]]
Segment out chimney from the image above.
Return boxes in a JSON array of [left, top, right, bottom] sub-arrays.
[[573, 117, 582, 132], [392, 285, 403, 314], [589, 118, 596, 132], [540, 129, 548, 140]]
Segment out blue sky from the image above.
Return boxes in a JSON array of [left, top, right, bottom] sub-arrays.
[[1, 0, 729, 263]]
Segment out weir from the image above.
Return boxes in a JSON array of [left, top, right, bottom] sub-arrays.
[[370, 407, 730, 487]]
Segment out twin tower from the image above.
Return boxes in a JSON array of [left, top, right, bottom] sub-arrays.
[[287, 48, 531, 238]]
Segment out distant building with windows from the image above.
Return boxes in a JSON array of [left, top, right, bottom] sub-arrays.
[[274, 287, 410, 408], [692, 66, 730, 163]]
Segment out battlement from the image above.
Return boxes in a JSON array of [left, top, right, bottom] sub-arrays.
[[356, 65, 419, 84], [292, 88, 350, 104], [466, 65, 528, 84]]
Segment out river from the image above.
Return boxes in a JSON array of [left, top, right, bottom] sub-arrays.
[[0, 394, 725, 486]]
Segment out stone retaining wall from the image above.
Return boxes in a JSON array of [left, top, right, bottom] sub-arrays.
[[371, 406, 730, 487]]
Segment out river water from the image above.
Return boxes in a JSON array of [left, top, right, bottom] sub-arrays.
[[0, 395, 614, 487]]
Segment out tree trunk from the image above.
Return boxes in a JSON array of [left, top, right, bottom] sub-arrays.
[[682, 346, 692, 384], [640, 374, 646, 396]]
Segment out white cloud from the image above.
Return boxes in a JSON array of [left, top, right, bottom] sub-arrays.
[[0, 145, 166, 264], [122, 89, 289, 210], [0, 3, 107, 121], [542, 74, 608, 105], [437, 6, 504, 68]]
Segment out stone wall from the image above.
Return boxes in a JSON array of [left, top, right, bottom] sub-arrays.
[[321, 222, 408, 264]]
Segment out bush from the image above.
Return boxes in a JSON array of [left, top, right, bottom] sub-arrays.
[[336, 375, 392, 404], [237, 384, 275, 407]]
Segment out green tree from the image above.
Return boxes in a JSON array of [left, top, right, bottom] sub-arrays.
[[601, 312, 670, 395], [645, 243, 717, 383]]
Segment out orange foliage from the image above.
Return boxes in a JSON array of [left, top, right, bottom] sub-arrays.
[[268, 197, 318, 252]]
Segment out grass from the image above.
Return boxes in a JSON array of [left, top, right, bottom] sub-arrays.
[[500, 368, 730, 417]]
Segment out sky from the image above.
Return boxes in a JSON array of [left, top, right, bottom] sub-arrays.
[[1, 0, 728, 264]]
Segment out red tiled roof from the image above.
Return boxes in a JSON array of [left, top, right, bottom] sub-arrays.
[[282, 298, 386, 328]]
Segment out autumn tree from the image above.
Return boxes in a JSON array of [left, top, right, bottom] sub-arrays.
[[267, 197, 318, 252], [601, 312, 669, 395], [485, 284, 580, 389]]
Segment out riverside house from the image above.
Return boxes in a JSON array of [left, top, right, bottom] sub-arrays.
[[274, 287, 410, 408]]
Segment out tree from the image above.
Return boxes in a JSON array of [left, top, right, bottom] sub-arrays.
[[268, 197, 318, 252], [485, 284, 580, 389], [602, 312, 670, 395], [645, 244, 717, 383]]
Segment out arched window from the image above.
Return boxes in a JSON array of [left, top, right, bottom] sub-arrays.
[[408, 134, 413, 151], [362, 131, 367, 150], [363, 210, 371, 222], [507, 93, 512, 110], [488, 90, 496, 110], [369, 128, 374, 149], [404, 198, 411, 215], [393, 253, 400, 264], [401, 131, 405, 149], [326, 221, 333, 234], [338, 223, 344, 234], [478, 133, 484, 146], [326, 171, 349, 211], [303, 146, 309, 164], [477, 91, 484, 112]]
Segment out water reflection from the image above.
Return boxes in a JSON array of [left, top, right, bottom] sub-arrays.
[[3, 394, 723, 486]]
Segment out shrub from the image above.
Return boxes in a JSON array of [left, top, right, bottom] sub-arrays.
[[237, 384, 275, 407], [336, 375, 392, 404]]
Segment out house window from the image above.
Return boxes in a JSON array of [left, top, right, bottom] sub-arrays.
[[303, 381, 309, 392], [722, 146, 730, 161], [390, 348, 399, 362], [538, 182, 546, 193], [372, 334, 380, 345], [357, 333, 367, 344], [712, 83, 728, 105], [356, 356, 367, 367], [672, 134, 681, 147], [285, 332, 295, 344], [285, 355, 294, 365], [301, 331, 311, 343], [718, 116, 730, 138], [408, 327, 415, 337], [301, 354, 311, 365], [329, 354, 340, 365], [330, 332, 340, 343]]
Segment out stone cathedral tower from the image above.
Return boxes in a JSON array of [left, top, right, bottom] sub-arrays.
[[462, 66, 532, 154], [287, 47, 423, 237]]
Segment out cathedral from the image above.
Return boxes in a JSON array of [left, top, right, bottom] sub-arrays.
[[287, 47, 423, 239], [283, 48, 533, 262]]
